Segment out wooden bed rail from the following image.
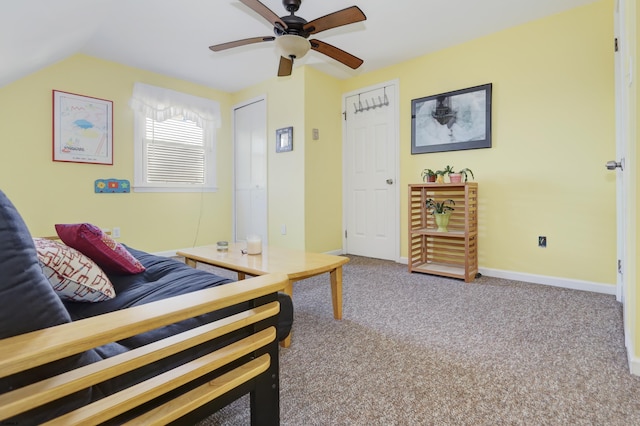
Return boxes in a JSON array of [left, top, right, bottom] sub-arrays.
[[0, 272, 288, 425]]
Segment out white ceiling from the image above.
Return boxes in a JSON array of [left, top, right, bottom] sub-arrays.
[[1, 0, 600, 93]]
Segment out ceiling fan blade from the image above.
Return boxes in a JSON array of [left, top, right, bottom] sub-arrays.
[[278, 56, 293, 77], [239, 0, 288, 31], [209, 36, 275, 52], [309, 39, 363, 69], [304, 6, 366, 35]]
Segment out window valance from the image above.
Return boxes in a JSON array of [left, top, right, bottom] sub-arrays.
[[129, 82, 221, 128]]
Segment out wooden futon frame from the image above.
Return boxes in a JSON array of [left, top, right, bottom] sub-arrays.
[[0, 272, 287, 425]]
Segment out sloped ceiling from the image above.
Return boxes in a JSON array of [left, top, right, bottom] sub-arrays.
[[1, 0, 601, 92]]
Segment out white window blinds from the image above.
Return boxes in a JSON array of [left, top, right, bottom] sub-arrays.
[[129, 83, 221, 192]]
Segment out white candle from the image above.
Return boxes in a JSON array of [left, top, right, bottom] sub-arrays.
[[246, 235, 262, 255]]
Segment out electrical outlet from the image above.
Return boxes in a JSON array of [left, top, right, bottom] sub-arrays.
[[112, 227, 121, 239], [538, 236, 547, 248]]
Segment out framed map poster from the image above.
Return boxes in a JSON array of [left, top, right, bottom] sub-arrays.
[[52, 90, 113, 165], [411, 83, 492, 154]]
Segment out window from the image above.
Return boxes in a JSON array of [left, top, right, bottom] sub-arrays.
[[129, 83, 221, 192]]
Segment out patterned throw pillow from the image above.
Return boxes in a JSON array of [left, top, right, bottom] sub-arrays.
[[55, 223, 145, 275], [33, 238, 116, 302]]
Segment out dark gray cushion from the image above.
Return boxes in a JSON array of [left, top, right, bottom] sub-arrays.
[[0, 189, 100, 423]]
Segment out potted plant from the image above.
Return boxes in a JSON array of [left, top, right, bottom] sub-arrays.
[[449, 168, 474, 183], [421, 169, 437, 183], [440, 166, 455, 183], [434, 169, 447, 183], [425, 198, 455, 232]]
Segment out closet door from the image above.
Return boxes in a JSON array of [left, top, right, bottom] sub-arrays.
[[233, 97, 267, 243]]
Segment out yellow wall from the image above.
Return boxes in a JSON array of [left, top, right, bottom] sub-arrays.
[[232, 73, 307, 250], [0, 54, 234, 252], [342, 0, 616, 284], [0, 1, 618, 286], [303, 67, 344, 253]]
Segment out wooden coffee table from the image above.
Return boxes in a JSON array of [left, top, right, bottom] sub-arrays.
[[176, 243, 349, 346]]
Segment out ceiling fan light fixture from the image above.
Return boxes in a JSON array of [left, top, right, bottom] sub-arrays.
[[275, 34, 310, 59]]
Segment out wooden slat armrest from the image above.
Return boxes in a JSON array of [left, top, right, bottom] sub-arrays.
[[0, 302, 280, 421], [123, 355, 271, 426], [43, 329, 276, 426], [0, 272, 288, 378]]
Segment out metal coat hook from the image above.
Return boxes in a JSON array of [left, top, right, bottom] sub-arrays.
[[353, 87, 391, 114]]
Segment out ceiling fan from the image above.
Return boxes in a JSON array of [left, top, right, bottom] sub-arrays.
[[209, 0, 366, 77]]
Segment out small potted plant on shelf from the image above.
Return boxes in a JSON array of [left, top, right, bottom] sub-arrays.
[[434, 168, 448, 183], [421, 169, 437, 183], [449, 168, 474, 183], [425, 198, 455, 232]]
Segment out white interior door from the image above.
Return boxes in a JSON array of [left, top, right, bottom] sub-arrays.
[[233, 98, 267, 243], [344, 82, 398, 260]]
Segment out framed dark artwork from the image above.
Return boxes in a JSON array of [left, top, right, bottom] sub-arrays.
[[276, 126, 293, 153], [52, 90, 113, 164], [411, 83, 492, 154]]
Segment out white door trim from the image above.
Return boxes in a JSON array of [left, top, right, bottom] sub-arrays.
[[342, 79, 400, 261], [231, 95, 268, 245]]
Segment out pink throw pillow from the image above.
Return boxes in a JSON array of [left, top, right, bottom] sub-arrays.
[[55, 223, 145, 275]]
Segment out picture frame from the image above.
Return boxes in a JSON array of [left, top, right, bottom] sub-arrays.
[[276, 126, 293, 153], [52, 90, 114, 165], [411, 83, 492, 154]]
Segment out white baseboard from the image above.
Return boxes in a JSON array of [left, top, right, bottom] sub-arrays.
[[164, 249, 616, 295], [153, 249, 182, 258], [397, 257, 616, 295], [325, 249, 346, 256], [627, 333, 640, 376], [478, 267, 616, 295]]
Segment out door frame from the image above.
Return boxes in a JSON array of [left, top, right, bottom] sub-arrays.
[[231, 95, 268, 245], [341, 79, 401, 261], [614, 0, 627, 304]]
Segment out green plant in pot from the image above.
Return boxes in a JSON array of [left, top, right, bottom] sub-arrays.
[[421, 169, 437, 183], [449, 168, 475, 183], [425, 198, 455, 232], [438, 165, 453, 183], [434, 169, 447, 183]]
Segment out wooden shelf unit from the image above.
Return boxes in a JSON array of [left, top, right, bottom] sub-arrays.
[[408, 183, 478, 282]]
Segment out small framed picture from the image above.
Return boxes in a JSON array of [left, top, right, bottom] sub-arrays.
[[52, 90, 114, 165], [276, 127, 293, 153]]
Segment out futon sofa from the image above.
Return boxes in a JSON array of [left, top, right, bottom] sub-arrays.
[[0, 189, 293, 425]]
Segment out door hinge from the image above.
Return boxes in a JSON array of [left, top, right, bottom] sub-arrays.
[[615, 38, 619, 52], [343, 111, 347, 120], [618, 259, 623, 274], [345, 230, 347, 238]]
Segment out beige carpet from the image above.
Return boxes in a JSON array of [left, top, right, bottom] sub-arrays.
[[196, 256, 640, 425]]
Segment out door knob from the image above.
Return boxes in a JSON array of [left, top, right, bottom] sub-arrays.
[[386, 179, 394, 185], [606, 160, 623, 171]]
